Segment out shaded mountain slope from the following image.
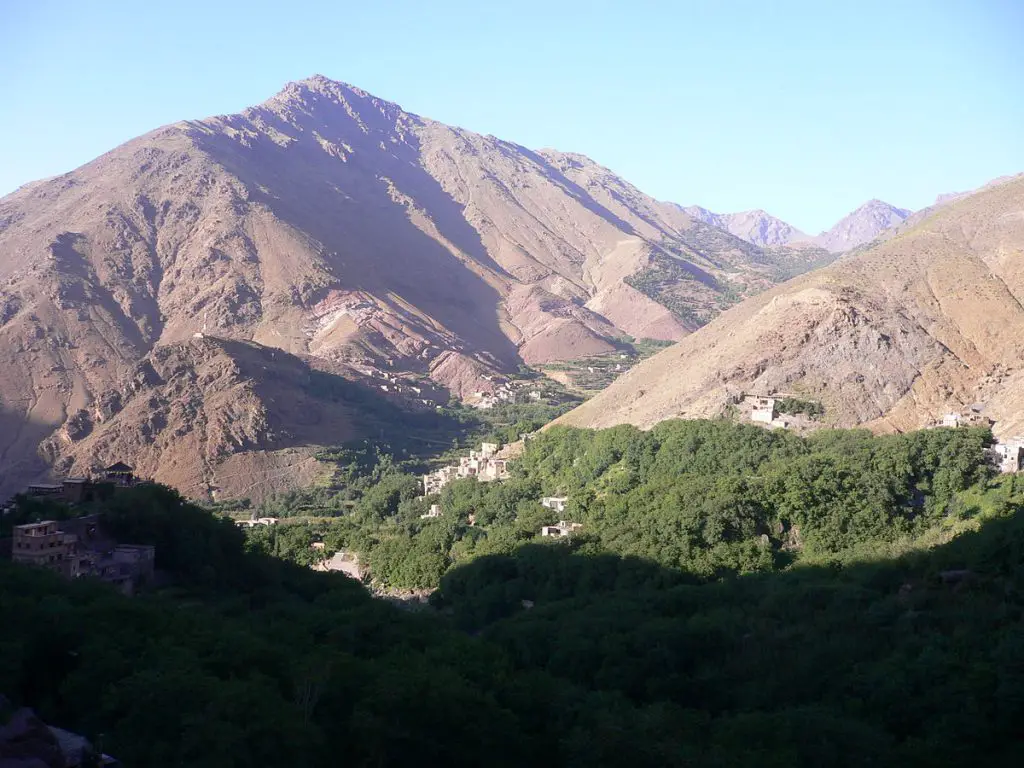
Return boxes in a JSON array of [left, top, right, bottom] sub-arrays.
[[559, 175, 1024, 436], [40, 337, 369, 501]]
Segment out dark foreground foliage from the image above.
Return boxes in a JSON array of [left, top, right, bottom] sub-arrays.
[[2, 426, 1023, 765]]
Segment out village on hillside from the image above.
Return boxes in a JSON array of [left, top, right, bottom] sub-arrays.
[[313, 444, 585, 588], [418, 445, 584, 535], [1, 462, 156, 595], [420, 441, 510, 495]]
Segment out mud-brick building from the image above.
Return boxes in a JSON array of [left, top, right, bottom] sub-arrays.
[[11, 520, 82, 578]]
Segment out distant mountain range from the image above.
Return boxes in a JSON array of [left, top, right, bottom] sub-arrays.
[[683, 199, 912, 252], [680, 206, 808, 247], [560, 173, 1024, 437]]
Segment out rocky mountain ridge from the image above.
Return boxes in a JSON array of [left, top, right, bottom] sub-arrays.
[[687, 198, 913, 253]]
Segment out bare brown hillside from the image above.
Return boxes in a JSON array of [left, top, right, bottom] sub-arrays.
[[0, 75, 829, 498], [559, 175, 1024, 437], [43, 337, 367, 501]]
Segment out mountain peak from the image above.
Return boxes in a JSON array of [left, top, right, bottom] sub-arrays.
[[266, 75, 394, 113], [814, 198, 911, 252], [856, 198, 910, 215], [0, 75, 840, 500], [681, 206, 807, 247]]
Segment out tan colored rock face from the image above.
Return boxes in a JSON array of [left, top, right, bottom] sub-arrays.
[[0, 75, 830, 498], [559, 175, 1024, 436]]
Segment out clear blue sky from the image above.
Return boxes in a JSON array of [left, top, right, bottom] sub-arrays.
[[1, 0, 1021, 232]]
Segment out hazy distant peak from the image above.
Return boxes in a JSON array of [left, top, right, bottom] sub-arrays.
[[814, 199, 911, 252], [558, 175, 1024, 436], [932, 174, 1023, 207], [853, 198, 911, 216], [681, 205, 807, 248]]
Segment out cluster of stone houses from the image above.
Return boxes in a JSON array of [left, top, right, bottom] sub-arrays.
[[470, 376, 551, 410], [373, 369, 442, 407], [937, 409, 993, 429], [994, 440, 1024, 473], [5, 462, 140, 511], [8, 516, 155, 595], [927, 407, 1024, 474], [2, 462, 156, 595], [539, 497, 581, 537], [421, 442, 509, 495]]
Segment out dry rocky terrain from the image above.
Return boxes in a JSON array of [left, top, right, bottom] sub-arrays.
[[559, 175, 1024, 437], [0, 75, 830, 499]]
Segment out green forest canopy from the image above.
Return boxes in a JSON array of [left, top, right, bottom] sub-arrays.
[[3, 422, 1023, 766], [255, 420, 994, 591]]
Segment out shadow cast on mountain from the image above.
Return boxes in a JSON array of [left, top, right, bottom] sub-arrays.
[[0, 405, 62, 500], [513, 146, 645, 236], [174, 337, 466, 456], [191, 99, 522, 371]]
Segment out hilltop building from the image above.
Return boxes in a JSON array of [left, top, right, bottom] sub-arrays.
[[422, 465, 458, 495], [12, 521, 82, 578], [741, 394, 800, 430], [748, 396, 777, 424], [11, 462, 143, 512], [941, 412, 994, 428], [24, 477, 94, 504], [103, 461, 137, 486], [936, 407, 994, 429], [421, 504, 442, 519]]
